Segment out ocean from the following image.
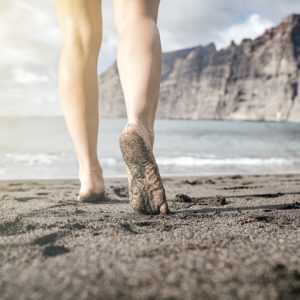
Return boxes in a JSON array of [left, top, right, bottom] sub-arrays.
[[0, 117, 299, 180]]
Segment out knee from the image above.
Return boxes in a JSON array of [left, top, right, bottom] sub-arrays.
[[62, 23, 102, 58]]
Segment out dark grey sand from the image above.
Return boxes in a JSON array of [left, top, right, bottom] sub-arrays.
[[0, 174, 300, 300]]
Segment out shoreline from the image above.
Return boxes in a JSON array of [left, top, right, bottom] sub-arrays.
[[1, 173, 300, 299], [1, 171, 300, 183]]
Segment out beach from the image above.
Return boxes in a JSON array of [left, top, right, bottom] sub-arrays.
[[0, 173, 299, 300]]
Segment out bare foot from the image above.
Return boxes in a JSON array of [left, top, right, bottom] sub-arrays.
[[119, 122, 170, 215], [78, 164, 107, 203]]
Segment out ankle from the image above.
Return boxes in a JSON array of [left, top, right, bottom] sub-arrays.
[[128, 118, 153, 133], [79, 160, 103, 177], [127, 120, 155, 149]]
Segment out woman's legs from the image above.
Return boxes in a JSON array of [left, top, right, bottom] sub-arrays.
[[112, 0, 162, 150], [55, 0, 105, 197], [113, 0, 169, 214]]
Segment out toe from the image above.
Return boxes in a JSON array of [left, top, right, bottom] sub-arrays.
[[159, 202, 171, 215]]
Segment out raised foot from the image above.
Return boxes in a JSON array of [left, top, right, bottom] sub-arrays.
[[119, 123, 170, 215]]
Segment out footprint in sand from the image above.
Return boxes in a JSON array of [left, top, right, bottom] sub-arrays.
[[33, 233, 59, 246], [14, 197, 36, 202], [36, 192, 50, 196], [42, 245, 70, 257]]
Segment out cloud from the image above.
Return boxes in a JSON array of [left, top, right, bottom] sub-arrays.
[[158, 0, 300, 51], [0, 0, 60, 67], [0, 0, 300, 116], [11, 68, 49, 84], [1, 0, 299, 71], [215, 14, 274, 49]]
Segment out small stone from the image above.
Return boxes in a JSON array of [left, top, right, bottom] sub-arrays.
[[113, 186, 129, 198], [212, 195, 227, 206], [175, 193, 193, 203], [205, 179, 216, 184]]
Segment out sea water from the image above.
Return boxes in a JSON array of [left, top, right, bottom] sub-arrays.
[[0, 117, 299, 180]]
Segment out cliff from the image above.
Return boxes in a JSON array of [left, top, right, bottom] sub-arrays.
[[99, 14, 300, 122]]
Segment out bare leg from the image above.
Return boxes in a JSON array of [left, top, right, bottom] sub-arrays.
[[112, 0, 162, 149], [113, 0, 169, 214], [55, 0, 106, 201]]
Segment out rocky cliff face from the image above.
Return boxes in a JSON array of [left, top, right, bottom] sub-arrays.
[[99, 14, 300, 122]]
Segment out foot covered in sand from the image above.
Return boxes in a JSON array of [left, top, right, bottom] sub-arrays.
[[119, 122, 170, 215]]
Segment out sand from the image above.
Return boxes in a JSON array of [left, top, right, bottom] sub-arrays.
[[0, 173, 299, 300]]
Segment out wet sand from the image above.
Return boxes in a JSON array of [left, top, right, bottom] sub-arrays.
[[0, 174, 300, 300]]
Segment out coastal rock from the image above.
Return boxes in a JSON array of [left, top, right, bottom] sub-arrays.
[[99, 14, 300, 122]]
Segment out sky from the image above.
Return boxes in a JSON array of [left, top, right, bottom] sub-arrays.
[[1, 0, 300, 116]]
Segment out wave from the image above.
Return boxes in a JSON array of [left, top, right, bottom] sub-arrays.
[[156, 156, 296, 166], [1, 153, 68, 165], [1, 153, 120, 166], [1, 153, 297, 167]]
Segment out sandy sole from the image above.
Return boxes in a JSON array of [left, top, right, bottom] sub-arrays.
[[119, 124, 169, 214]]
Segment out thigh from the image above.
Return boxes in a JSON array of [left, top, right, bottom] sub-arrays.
[[112, 0, 160, 34], [55, 0, 102, 39]]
